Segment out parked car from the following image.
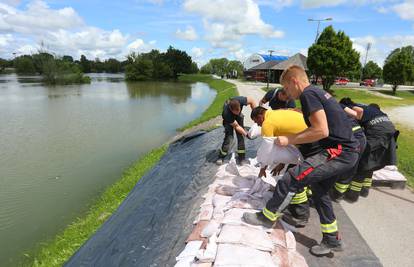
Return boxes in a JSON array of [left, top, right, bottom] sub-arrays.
[[335, 77, 349, 85], [360, 79, 376, 87]]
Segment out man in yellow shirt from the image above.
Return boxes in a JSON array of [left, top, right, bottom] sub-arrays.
[[251, 106, 311, 227]]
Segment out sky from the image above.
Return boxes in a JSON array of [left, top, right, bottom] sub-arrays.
[[1, 0, 414, 67]]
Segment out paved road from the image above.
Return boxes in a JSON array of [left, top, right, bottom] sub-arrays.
[[228, 78, 414, 267]]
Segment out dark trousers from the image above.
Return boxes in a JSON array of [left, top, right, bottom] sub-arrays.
[[219, 116, 245, 159], [335, 133, 367, 193], [266, 146, 358, 233]]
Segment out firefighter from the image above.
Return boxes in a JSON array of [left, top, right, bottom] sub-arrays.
[[242, 65, 359, 256], [340, 98, 398, 202], [216, 96, 257, 165], [251, 107, 313, 227], [330, 104, 367, 202], [259, 87, 296, 110]]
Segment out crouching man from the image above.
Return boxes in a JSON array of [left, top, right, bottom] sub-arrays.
[[217, 96, 256, 165], [243, 66, 359, 256]]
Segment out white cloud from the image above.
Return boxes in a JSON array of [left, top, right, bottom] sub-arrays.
[[352, 34, 414, 66], [254, 0, 294, 10], [183, 0, 284, 50], [175, 26, 198, 41], [393, 1, 414, 20], [375, 6, 388, 14], [301, 0, 346, 9], [191, 47, 204, 58], [0, 1, 83, 34], [0, 1, 158, 60]]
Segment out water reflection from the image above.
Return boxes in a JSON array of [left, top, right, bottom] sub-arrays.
[[0, 73, 215, 266], [126, 81, 192, 103]]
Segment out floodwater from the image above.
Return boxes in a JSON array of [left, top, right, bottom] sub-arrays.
[[0, 73, 216, 266]]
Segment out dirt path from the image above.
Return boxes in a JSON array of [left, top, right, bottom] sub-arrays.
[[386, 105, 414, 129]]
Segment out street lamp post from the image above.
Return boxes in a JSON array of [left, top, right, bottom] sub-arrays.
[[308, 18, 333, 43], [266, 49, 275, 90]]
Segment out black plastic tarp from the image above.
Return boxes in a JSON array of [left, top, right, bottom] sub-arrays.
[[65, 128, 260, 267]]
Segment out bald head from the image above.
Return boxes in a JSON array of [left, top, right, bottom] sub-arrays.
[[279, 65, 310, 99], [280, 65, 309, 85]]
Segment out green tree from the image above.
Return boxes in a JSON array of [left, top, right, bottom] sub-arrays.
[[200, 62, 212, 74], [62, 55, 74, 62], [79, 54, 91, 73], [14, 55, 36, 74], [104, 58, 122, 73], [210, 58, 229, 76], [362, 61, 382, 79], [307, 26, 361, 91], [125, 53, 154, 81], [383, 47, 414, 94], [227, 60, 244, 78], [32, 52, 54, 74], [190, 62, 199, 74], [164, 46, 193, 78]]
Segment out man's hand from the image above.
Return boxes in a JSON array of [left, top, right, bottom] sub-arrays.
[[258, 167, 267, 178], [275, 136, 289, 146], [245, 132, 257, 140], [271, 163, 285, 176]]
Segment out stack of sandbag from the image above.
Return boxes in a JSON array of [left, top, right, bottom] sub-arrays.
[[174, 157, 308, 267], [372, 165, 406, 183]]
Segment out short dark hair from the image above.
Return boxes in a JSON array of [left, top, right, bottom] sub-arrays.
[[339, 97, 356, 108], [229, 99, 240, 112], [369, 103, 381, 110], [251, 106, 267, 120]]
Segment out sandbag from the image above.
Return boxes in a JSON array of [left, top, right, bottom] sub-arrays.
[[215, 244, 277, 267], [217, 225, 274, 251], [257, 137, 302, 167]]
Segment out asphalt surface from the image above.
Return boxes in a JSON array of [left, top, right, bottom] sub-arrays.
[[228, 78, 414, 267]]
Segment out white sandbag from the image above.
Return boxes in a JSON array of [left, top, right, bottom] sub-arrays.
[[225, 159, 241, 176], [249, 123, 262, 138], [201, 220, 221, 238], [257, 137, 302, 167], [217, 225, 274, 251], [213, 194, 232, 209], [175, 256, 195, 267], [225, 192, 267, 211], [198, 204, 214, 221], [373, 165, 406, 181], [196, 235, 218, 263], [176, 240, 203, 261], [215, 244, 277, 267]]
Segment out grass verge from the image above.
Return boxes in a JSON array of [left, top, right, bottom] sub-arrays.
[[395, 124, 414, 188], [178, 74, 238, 130], [29, 145, 167, 267]]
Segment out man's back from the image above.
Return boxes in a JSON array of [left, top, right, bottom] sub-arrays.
[[261, 109, 307, 137]]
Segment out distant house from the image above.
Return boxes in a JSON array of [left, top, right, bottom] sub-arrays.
[[244, 53, 307, 83]]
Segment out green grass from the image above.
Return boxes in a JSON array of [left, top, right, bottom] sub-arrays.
[[28, 145, 167, 267], [395, 124, 414, 188], [178, 74, 238, 130], [332, 88, 414, 107]]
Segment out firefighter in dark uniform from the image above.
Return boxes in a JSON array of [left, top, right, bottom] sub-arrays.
[[330, 104, 367, 201], [216, 96, 257, 165], [243, 65, 359, 256], [259, 87, 296, 110], [340, 98, 398, 202]]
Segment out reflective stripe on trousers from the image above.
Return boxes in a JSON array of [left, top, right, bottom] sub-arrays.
[[321, 220, 338, 234]]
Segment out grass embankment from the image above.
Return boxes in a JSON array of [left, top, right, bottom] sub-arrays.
[[178, 74, 238, 130], [29, 74, 232, 266], [262, 85, 414, 187]]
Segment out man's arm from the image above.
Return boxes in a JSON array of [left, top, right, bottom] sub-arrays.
[[343, 107, 358, 119], [246, 96, 257, 109], [351, 106, 364, 120], [230, 120, 248, 136], [276, 109, 329, 146]]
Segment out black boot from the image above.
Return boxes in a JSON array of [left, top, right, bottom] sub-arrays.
[[344, 190, 359, 203], [283, 204, 309, 228], [237, 154, 249, 165], [310, 233, 343, 256], [360, 187, 370, 198], [242, 211, 277, 228]]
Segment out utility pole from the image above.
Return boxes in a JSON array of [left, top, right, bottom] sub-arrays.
[[267, 49, 275, 90], [360, 42, 372, 81], [308, 18, 333, 43]]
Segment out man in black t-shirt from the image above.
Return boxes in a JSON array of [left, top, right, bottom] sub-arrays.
[[259, 88, 296, 110], [243, 66, 359, 256], [217, 96, 257, 165]]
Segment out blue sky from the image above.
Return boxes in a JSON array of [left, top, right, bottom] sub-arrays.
[[1, 0, 414, 66]]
